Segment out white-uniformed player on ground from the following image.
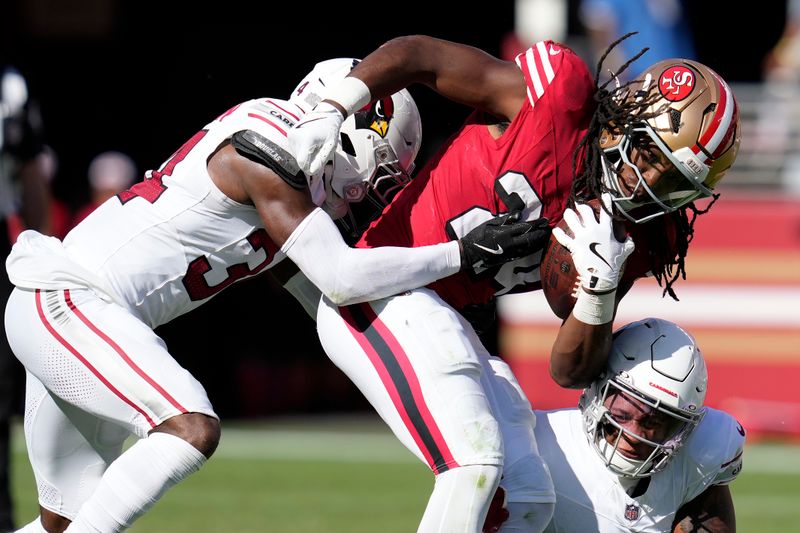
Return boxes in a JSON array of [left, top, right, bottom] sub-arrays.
[[485, 317, 745, 533], [3, 59, 549, 533]]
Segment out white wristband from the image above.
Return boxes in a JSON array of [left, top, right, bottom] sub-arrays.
[[324, 76, 371, 116], [571, 288, 616, 325]]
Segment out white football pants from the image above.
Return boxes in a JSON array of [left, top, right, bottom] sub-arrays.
[[316, 288, 554, 531], [4, 287, 216, 519]]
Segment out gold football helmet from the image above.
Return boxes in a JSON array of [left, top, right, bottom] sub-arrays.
[[601, 59, 741, 223]]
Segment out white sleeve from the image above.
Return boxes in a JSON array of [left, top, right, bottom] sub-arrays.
[[280, 208, 461, 306]]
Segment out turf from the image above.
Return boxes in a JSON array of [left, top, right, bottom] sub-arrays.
[[9, 418, 800, 532]]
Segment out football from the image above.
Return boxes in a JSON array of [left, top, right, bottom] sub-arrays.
[[540, 200, 627, 320], [540, 219, 579, 320]]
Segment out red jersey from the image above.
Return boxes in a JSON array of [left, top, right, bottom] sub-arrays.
[[359, 41, 678, 310], [359, 41, 595, 310]]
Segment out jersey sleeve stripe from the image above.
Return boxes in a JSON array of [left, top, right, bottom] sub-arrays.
[[265, 99, 301, 121], [517, 41, 559, 107], [515, 51, 538, 108], [526, 48, 546, 101], [535, 41, 556, 83], [247, 113, 288, 136], [720, 450, 743, 469], [215, 103, 241, 122]]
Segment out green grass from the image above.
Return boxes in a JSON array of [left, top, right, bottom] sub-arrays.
[[10, 416, 800, 532]]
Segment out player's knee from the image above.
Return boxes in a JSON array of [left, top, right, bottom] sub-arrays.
[[503, 501, 555, 533], [438, 463, 503, 499], [502, 454, 555, 504], [152, 412, 221, 459], [40, 507, 71, 533]]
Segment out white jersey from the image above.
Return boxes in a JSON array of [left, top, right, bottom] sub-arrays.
[[61, 98, 302, 327], [535, 408, 744, 533]]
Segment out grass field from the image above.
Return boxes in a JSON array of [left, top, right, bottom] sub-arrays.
[[9, 415, 800, 532]]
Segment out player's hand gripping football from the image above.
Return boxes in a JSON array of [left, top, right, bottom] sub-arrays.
[[459, 213, 551, 277], [552, 193, 634, 294], [288, 102, 345, 178]]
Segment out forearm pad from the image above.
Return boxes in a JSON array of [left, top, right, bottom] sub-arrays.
[[281, 209, 461, 306]]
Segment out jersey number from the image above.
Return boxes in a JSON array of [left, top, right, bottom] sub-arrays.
[[446, 171, 544, 295], [182, 228, 278, 301], [117, 129, 208, 204]]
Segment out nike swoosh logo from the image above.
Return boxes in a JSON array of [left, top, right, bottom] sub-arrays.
[[474, 243, 504, 255], [549, 45, 561, 55], [589, 242, 612, 268]]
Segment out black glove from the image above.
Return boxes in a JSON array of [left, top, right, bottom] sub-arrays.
[[459, 215, 551, 277]]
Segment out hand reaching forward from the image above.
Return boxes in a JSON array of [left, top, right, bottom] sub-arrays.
[[460, 215, 551, 276], [288, 102, 345, 177]]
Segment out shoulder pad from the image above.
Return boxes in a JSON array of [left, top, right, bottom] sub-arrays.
[[231, 130, 306, 190], [687, 408, 745, 485]]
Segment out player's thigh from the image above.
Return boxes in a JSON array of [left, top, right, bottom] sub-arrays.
[[317, 288, 502, 472], [481, 356, 555, 503], [24, 371, 129, 519], [6, 287, 216, 438]]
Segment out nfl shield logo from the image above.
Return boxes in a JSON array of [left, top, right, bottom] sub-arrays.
[[624, 504, 640, 521]]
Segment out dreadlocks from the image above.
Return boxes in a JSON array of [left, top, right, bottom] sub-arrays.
[[570, 33, 712, 300]]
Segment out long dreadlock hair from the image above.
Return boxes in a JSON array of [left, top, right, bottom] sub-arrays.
[[570, 33, 719, 300]]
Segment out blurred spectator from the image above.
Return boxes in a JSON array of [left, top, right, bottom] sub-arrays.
[[39, 146, 71, 240], [0, 63, 50, 533], [501, 0, 569, 60], [579, 0, 696, 81], [72, 150, 137, 227], [7, 146, 71, 240], [759, 0, 800, 195], [763, 0, 800, 83]]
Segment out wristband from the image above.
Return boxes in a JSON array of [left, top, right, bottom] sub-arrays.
[[571, 287, 616, 325], [324, 77, 371, 116]]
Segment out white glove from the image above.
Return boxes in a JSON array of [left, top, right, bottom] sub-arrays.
[[553, 193, 635, 293], [288, 101, 345, 178]]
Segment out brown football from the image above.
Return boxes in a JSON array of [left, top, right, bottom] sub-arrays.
[[540, 200, 627, 320], [540, 219, 579, 320]]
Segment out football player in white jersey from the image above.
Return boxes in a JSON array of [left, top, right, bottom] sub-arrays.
[[2, 59, 551, 533], [485, 318, 744, 533]]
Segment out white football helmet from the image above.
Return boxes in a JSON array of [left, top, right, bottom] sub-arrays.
[[579, 318, 707, 478], [289, 58, 422, 234], [600, 59, 741, 223]]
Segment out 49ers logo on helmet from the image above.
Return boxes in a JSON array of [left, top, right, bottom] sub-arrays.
[[355, 97, 394, 137], [658, 66, 695, 102]]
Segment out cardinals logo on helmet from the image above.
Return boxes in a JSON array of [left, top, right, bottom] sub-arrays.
[[355, 97, 394, 137]]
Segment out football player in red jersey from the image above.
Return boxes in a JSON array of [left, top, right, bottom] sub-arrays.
[[289, 34, 740, 532]]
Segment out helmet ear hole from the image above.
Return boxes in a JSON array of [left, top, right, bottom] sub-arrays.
[[340, 133, 356, 157], [669, 109, 681, 133]]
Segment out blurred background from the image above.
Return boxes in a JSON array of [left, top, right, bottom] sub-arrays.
[[3, 0, 796, 423], [1, 0, 798, 530]]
